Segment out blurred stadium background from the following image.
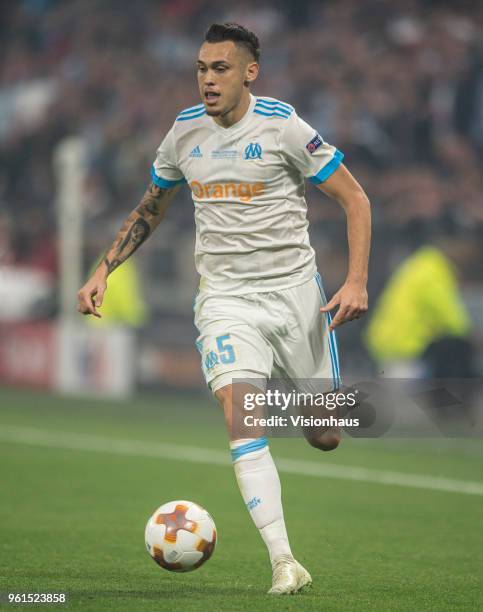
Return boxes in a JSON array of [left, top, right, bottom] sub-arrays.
[[1, 0, 483, 394]]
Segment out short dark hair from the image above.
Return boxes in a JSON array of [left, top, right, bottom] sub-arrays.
[[204, 23, 260, 62]]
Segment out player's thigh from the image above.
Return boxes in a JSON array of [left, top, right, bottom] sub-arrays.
[[273, 275, 341, 391], [272, 276, 342, 448], [194, 293, 273, 392]]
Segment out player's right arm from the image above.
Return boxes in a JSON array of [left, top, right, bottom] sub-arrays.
[[77, 181, 181, 317], [280, 109, 371, 330]]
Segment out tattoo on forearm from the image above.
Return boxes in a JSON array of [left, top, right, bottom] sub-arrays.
[[136, 182, 169, 217], [117, 218, 150, 254], [101, 182, 173, 275], [104, 257, 122, 274], [103, 218, 149, 273]]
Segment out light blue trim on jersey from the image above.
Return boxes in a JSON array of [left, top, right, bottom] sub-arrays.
[[315, 272, 341, 390], [178, 104, 205, 116], [255, 102, 292, 115], [231, 437, 268, 461], [256, 98, 293, 112], [176, 109, 206, 121], [309, 149, 344, 184], [150, 166, 186, 188], [254, 109, 292, 119], [254, 100, 292, 116], [254, 99, 293, 119], [254, 106, 291, 118]]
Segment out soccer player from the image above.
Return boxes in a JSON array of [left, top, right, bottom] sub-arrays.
[[77, 23, 371, 594]]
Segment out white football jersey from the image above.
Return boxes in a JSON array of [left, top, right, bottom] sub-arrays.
[[152, 94, 343, 294]]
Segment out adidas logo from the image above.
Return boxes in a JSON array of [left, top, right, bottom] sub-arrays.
[[189, 145, 202, 158], [246, 497, 262, 511]]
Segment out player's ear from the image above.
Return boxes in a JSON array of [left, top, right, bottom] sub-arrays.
[[244, 61, 259, 87]]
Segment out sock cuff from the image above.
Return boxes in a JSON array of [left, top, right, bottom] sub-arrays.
[[230, 437, 268, 462]]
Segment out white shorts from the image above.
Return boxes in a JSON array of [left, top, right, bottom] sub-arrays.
[[194, 273, 341, 393]]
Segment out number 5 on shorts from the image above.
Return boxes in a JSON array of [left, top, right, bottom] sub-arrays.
[[216, 334, 235, 364]]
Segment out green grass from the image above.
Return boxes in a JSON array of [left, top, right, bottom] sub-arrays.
[[0, 387, 482, 611]]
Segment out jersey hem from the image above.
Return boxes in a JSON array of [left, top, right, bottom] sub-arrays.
[[197, 266, 318, 297]]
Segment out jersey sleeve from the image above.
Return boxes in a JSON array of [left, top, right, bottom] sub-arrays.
[[151, 126, 186, 188], [280, 112, 344, 184]]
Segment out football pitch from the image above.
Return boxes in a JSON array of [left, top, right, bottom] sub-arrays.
[[0, 387, 482, 611]]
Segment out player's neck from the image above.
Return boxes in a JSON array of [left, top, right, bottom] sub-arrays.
[[213, 91, 251, 129]]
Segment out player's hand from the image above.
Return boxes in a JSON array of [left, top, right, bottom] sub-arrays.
[[77, 271, 107, 318], [320, 281, 368, 331]]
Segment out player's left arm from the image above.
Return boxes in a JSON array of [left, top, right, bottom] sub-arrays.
[[315, 164, 371, 331]]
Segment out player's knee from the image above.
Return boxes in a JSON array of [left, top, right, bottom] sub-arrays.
[[306, 430, 341, 452]]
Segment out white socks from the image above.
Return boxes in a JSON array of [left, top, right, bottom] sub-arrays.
[[230, 437, 293, 565]]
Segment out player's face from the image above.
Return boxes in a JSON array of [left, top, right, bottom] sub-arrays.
[[197, 41, 258, 117]]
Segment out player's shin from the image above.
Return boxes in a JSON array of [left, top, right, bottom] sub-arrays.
[[230, 437, 293, 565]]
